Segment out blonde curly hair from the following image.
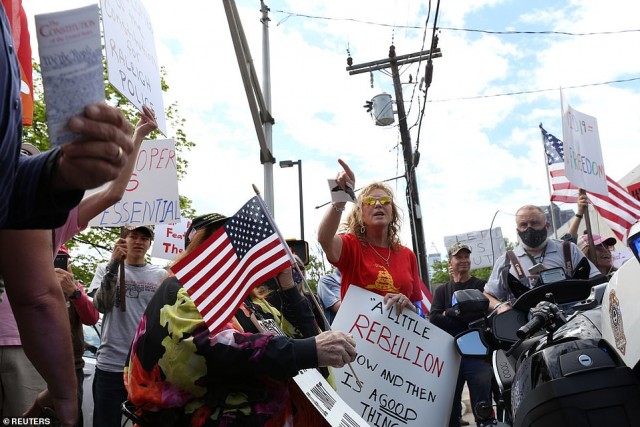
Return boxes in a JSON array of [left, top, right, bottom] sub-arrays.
[[339, 182, 403, 249]]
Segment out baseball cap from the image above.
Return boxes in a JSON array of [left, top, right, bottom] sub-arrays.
[[448, 242, 471, 257], [125, 225, 154, 239], [20, 143, 40, 157], [578, 233, 616, 251]]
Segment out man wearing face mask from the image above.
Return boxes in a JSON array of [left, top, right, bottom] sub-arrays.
[[484, 205, 599, 312]]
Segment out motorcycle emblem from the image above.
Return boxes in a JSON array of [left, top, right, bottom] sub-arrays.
[[609, 290, 626, 355]]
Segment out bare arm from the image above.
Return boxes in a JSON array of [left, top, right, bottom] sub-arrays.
[[0, 230, 77, 426], [77, 105, 157, 226], [317, 159, 354, 263], [566, 193, 588, 238]]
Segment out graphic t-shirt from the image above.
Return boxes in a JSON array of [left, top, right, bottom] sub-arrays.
[[334, 233, 422, 302], [90, 263, 168, 372]]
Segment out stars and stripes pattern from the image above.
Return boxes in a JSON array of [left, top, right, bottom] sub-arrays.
[[171, 196, 290, 335], [541, 125, 640, 243]]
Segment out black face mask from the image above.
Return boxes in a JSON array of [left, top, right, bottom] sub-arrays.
[[518, 227, 547, 248]]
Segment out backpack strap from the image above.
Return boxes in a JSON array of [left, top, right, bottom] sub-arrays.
[[502, 251, 531, 299], [562, 240, 573, 276]]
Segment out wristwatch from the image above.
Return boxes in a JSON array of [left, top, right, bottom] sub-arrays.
[[69, 289, 82, 300]]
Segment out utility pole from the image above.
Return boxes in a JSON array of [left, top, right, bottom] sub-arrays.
[[347, 45, 442, 288]]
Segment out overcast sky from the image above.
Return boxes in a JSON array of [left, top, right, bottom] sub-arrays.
[[25, 0, 640, 263]]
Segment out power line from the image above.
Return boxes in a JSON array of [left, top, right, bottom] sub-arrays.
[[426, 76, 640, 103], [273, 10, 640, 37]]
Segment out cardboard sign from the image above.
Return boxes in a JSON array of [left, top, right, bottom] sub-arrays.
[[612, 248, 634, 269], [100, 0, 167, 134], [561, 105, 608, 196], [444, 227, 505, 269], [151, 218, 191, 260], [293, 369, 369, 426], [89, 138, 180, 227], [333, 286, 460, 427]]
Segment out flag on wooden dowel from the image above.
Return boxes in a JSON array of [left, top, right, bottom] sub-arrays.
[[541, 125, 640, 243], [171, 196, 291, 335]]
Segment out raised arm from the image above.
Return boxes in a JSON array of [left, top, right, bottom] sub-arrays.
[[566, 193, 588, 239], [76, 105, 158, 226], [317, 159, 354, 263]]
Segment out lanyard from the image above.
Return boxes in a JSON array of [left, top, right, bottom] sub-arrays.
[[524, 244, 547, 266]]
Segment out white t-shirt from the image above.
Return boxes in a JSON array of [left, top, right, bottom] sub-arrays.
[[90, 263, 168, 372]]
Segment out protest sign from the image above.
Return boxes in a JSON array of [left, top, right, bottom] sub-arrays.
[[444, 227, 505, 269], [151, 218, 191, 260], [35, 5, 104, 146], [333, 286, 460, 427], [562, 105, 608, 196], [100, 0, 167, 134], [612, 248, 634, 269], [294, 369, 369, 427], [89, 138, 180, 227]]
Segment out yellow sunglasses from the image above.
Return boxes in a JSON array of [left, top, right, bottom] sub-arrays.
[[362, 196, 393, 206]]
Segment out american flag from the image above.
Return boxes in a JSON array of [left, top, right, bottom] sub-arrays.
[[541, 125, 640, 243], [171, 196, 291, 335]]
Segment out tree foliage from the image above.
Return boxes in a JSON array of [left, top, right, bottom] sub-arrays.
[[25, 62, 196, 286]]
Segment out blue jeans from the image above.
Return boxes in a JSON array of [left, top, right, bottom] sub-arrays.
[[92, 367, 127, 427], [450, 357, 494, 427]]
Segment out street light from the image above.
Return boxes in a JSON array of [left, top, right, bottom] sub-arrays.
[[279, 159, 304, 241]]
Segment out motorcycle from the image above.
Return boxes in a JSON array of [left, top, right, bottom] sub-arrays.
[[454, 260, 640, 426]]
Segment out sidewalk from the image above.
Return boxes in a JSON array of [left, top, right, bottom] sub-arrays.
[[460, 383, 476, 425]]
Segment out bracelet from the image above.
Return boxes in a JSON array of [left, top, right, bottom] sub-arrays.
[[331, 203, 345, 212], [575, 214, 583, 219], [493, 302, 505, 311]]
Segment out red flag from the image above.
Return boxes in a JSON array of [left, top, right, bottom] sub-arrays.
[[170, 196, 291, 335], [541, 126, 640, 243], [2, 0, 33, 125]]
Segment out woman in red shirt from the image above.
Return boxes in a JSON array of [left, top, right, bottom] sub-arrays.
[[318, 159, 422, 316]]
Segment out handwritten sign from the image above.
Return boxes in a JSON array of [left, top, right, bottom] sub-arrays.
[[561, 105, 607, 196], [333, 286, 460, 427], [612, 248, 634, 269], [151, 218, 191, 260], [293, 369, 369, 426], [444, 227, 505, 269], [35, 5, 104, 146], [100, 0, 167, 134], [88, 138, 180, 227]]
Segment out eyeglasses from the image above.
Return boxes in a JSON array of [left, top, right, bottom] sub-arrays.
[[362, 196, 393, 206]]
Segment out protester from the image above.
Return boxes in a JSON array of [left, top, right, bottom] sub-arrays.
[[317, 269, 342, 326], [430, 243, 494, 427], [14, 106, 156, 423], [91, 226, 168, 427], [0, 230, 77, 425], [484, 205, 600, 312], [318, 159, 422, 315], [292, 254, 327, 331], [0, 297, 46, 419], [124, 213, 357, 426], [578, 233, 618, 278], [55, 247, 100, 427]]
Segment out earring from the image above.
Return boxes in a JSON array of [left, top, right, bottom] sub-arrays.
[[360, 224, 366, 235]]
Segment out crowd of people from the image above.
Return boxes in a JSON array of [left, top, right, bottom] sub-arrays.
[[1, 2, 632, 427]]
